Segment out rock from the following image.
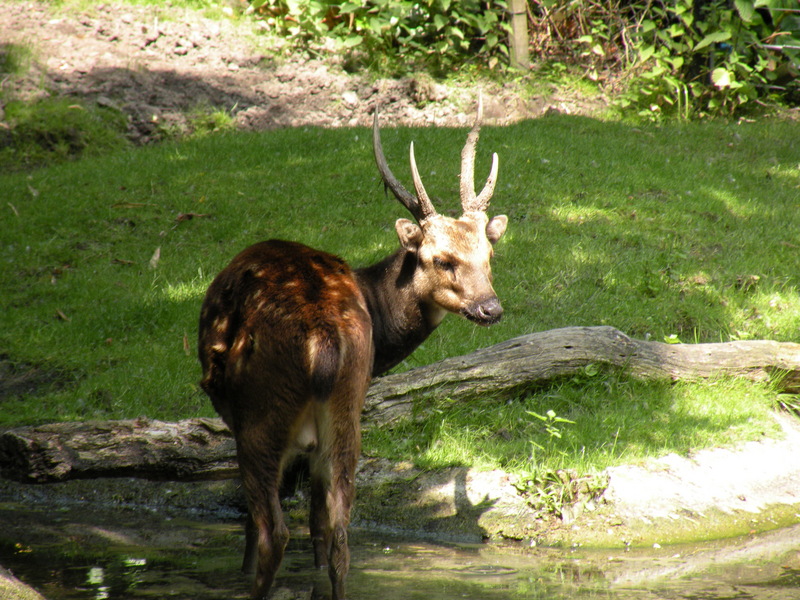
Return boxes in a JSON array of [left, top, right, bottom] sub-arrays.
[[342, 90, 358, 108]]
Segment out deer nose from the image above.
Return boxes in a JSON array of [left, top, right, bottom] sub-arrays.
[[466, 297, 503, 326]]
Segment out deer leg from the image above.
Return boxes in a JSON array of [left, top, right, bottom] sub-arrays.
[[309, 469, 331, 569], [236, 432, 290, 600], [240, 482, 288, 600], [242, 511, 257, 574], [252, 495, 289, 600], [309, 405, 361, 600], [327, 453, 357, 600], [309, 456, 353, 600]]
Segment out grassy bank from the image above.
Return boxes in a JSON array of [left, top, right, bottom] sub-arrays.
[[2, 116, 799, 480]]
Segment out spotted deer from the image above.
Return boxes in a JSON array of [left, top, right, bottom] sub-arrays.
[[197, 100, 508, 600]]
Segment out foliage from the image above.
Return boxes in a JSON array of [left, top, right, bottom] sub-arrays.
[[513, 468, 608, 519], [236, 0, 800, 115], [620, 0, 800, 118], [247, 0, 511, 72], [526, 0, 800, 118]]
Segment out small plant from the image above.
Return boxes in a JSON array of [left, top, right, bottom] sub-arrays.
[[513, 468, 608, 521], [187, 106, 236, 138], [0, 42, 34, 78], [527, 408, 575, 446]]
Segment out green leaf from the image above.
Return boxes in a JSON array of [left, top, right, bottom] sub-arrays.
[[368, 17, 383, 33], [447, 25, 465, 40], [338, 2, 361, 14], [639, 44, 655, 63], [433, 13, 448, 31], [734, 0, 756, 23], [711, 67, 732, 88], [667, 23, 685, 38], [342, 35, 363, 48], [666, 55, 685, 70], [695, 30, 732, 52]]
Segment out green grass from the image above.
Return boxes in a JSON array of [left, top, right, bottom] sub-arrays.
[[0, 96, 130, 170], [363, 373, 781, 474], [1, 116, 799, 480]]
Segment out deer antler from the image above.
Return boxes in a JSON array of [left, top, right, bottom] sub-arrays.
[[372, 109, 437, 223], [460, 94, 499, 214]]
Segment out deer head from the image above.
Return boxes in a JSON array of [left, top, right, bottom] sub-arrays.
[[372, 98, 508, 326]]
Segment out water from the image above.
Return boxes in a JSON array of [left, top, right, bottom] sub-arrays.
[[1, 499, 799, 600]]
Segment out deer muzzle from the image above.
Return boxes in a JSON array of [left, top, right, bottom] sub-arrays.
[[463, 296, 503, 326]]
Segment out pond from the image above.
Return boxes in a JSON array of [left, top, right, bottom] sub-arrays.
[[1, 483, 799, 600]]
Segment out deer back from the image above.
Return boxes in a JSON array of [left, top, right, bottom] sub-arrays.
[[198, 240, 373, 431]]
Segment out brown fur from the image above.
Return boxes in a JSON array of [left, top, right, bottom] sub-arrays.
[[197, 107, 507, 600], [199, 240, 372, 600]]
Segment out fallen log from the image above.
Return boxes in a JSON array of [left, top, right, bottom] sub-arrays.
[[2, 326, 799, 483], [0, 418, 237, 483], [363, 325, 800, 425]]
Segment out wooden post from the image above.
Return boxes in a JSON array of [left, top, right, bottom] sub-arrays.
[[509, 0, 530, 70]]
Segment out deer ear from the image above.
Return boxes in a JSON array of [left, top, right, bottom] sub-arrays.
[[395, 218, 424, 251], [486, 214, 508, 245]]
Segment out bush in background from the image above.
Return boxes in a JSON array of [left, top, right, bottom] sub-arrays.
[[249, 0, 511, 73], [247, 0, 800, 118]]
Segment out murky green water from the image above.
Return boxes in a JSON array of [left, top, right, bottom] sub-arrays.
[[1, 498, 799, 600]]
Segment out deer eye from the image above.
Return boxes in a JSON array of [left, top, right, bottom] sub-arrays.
[[433, 257, 456, 272]]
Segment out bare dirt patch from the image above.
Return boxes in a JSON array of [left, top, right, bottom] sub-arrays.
[[0, 0, 607, 144]]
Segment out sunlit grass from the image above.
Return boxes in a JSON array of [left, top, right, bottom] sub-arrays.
[[364, 374, 782, 476], [1, 116, 799, 480]]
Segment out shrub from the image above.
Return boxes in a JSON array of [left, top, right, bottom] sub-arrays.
[[619, 0, 800, 118], [525, 0, 800, 118], [248, 0, 511, 72]]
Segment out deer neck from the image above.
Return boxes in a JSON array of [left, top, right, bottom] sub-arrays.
[[355, 249, 445, 377]]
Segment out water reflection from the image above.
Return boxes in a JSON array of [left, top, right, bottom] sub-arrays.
[[0, 503, 798, 600]]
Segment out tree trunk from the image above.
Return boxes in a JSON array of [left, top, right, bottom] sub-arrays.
[[508, 0, 530, 70], [2, 327, 799, 483]]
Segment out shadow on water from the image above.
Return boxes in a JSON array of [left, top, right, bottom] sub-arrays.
[[1, 495, 799, 600]]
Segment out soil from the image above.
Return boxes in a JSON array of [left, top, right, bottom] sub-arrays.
[[0, 0, 608, 144]]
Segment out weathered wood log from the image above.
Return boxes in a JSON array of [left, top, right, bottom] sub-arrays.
[[2, 327, 799, 483], [364, 326, 800, 426], [0, 418, 237, 483]]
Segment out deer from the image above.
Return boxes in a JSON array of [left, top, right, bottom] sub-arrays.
[[197, 99, 508, 600]]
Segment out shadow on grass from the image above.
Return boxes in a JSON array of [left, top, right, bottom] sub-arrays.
[[1, 105, 797, 432]]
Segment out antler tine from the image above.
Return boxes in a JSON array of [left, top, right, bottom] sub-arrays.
[[474, 151, 499, 211], [459, 95, 482, 210], [409, 142, 436, 220], [460, 93, 498, 213], [372, 108, 436, 223]]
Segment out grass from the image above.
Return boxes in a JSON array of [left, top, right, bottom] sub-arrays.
[[0, 96, 130, 170], [1, 115, 799, 483], [363, 373, 781, 474]]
